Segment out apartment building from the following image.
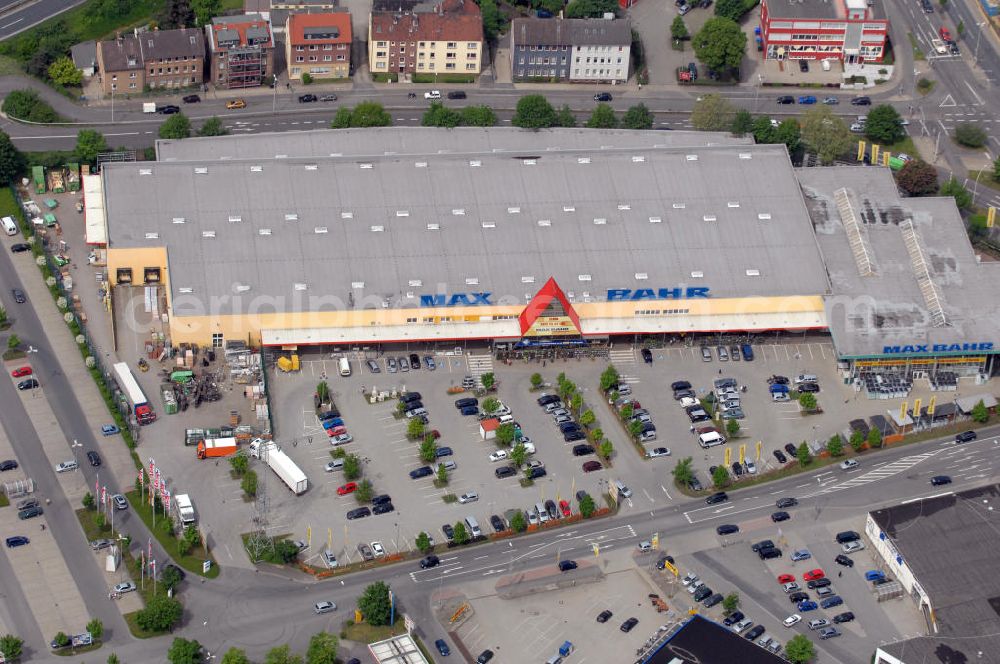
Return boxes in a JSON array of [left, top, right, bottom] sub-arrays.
[[286, 11, 352, 80], [96, 28, 205, 95], [511, 17, 631, 83], [760, 0, 888, 63], [368, 0, 483, 76], [206, 15, 275, 88]]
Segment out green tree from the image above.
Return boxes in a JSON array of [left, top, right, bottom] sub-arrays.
[[221, 647, 251, 664], [712, 465, 730, 487], [301, 72, 313, 85], [512, 95, 557, 129], [692, 17, 746, 72], [826, 434, 843, 457], [264, 645, 303, 664], [578, 493, 596, 518], [751, 115, 776, 143], [725, 418, 740, 438], [691, 93, 736, 131], [108, 654, 122, 664], [191, 0, 221, 25], [83, 491, 96, 510], [52, 632, 70, 648], [460, 105, 498, 127], [306, 632, 338, 664], [241, 470, 258, 497], [800, 106, 852, 163], [73, 129, 108, 165], [621, 103, 654, 130], [796, 442, 812, 466], [452, 521, 470, 544], [570, 392, 583, 414], [579, 409, 596, 428], [481, 372, 496, 390], [358, 581, 393, 625], [954, 122, 988, 148], [197, 117, 228, 137], [229, 453, 249, 477], [161, 564, 184, 592], [167, 637, 204, 664], [343, 453, 361, 480], [421, 101, 461, 128], [628, 419, 645, 439], [586, 103, 618, 128], [511, 510, 528, 531], [330, 102, 392, 128], [896, 159, 939, 196], [436, 461, 449, 484], [784, 634, 816, 663], [714, 0, 750, 21], [419, 438, 437, 462], [482, 397, 500, 414], [530, 373, 543, 389], [722, 592, 740, 614], [331, 107, 353, 128], [407, 416, 425, 439], [939, 177, 972, 209], [415, 531, 432, 553], [798, 392, 817, 411], [158, 113, 192, 139], [0, 130, 23, 187], [510, 442, 528, 468], [355, 479, 374, 503], [565, 0, 618, 17], [671, 15, 690, 42], [600, 365, 620, 392], [591, 427, 604, 443], [135, 594, 183, 632], [86, 618, 104, 640], [620, 403, 634, 420], [864, 104, 905, 144], [774, 118, 802, 153], [2, 89, 60, 123], [731, 108, 753, 136], [48, 56, 82, 86], [672, 457, 694, 486], [496, 423, 516, 446], [0, 635, 23, 660], [480, 0, 502, 41], [555, 104, 577, 127], [971, 399, 989, 423], [275, 538, 301, 563], [849, 429, 865, 452], [599, 439, 614, 460], [161, 0, 195, 28]]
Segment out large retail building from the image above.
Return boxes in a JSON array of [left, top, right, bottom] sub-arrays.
[[89, 127, 1000, 378]]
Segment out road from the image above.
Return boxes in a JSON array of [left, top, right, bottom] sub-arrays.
[[0, 0, 87, 41]]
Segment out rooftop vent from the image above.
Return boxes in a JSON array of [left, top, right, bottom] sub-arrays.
[[202, 230, 216, 238], [415, 162, 427, 168], [285, 213, 298, 222], [144, 232, 159, 239], [250, 165, 263, 172], [618, 204, 631, 211], [234, 284, 251, 293], [685, 154, 698, 161], [482, 221, 496, 228], [466, 277, 479, 285], [758, 213, 772, 220], [194, 167, 208, 174], [578, 157, 591, 164], [632, 156, 646, 163], [703, 215, 717, 222], [673, 203, 686, 209], [258, 228, 272, 236], [178, 287, 194, 294], [371, 225, 384, 232], [408, 279, 423, 287], [728, 202, 740, 208], [396, 210, 409, 217], [427, 223, 440, 230], [523, 159, 536, 166], [537, 219, 551, 227], [139, 168, 152, 175], [228, 215, 242, 223], [746, 269, 761, 277], [649, 216, 662, 223], [452, 209, 465, 216], [594, 218, 607, 225], [172, 217, 185, 224], [351, 281, 365, 289], [341, 212, 353, 219], [635, 272, 648, 280], [360, 163, 373, 169], [691, 270, 704, 278], [314, 227, 328, 234], [508, 207, 521, 214], [304, 164, 318, 171], [521, 276, 535, 283], [469, 160, 482, 167], [739, 153, 753, 160], [578, 274, 592, 282], [294, 283, 307, 291], [563, 206, 576, 212]]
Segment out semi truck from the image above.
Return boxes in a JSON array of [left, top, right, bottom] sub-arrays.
[[248, 438, 308, 495], [196, 437, 238, 459], [173, 493, 197, 525], [112, 362, 156, 425]]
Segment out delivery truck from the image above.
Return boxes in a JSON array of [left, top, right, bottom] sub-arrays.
[[248, 438, 307, 495], [113, 362, 156, 425], [173, 493, 197, 525], [196, 437, 238, 459]]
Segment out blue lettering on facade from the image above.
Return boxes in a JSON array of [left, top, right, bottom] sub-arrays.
[[882, 342, 995, 354], [419, 292, 493, 307], [607, 287, 712, 301]]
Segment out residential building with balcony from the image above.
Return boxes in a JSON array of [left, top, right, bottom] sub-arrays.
[[286, 11, 353, 80], [760, 0, 888, 64], [206, 15, 275, 89], [511, 17, 631, 83], [368, 0, 483, 76], [96, 28, 205, 95]]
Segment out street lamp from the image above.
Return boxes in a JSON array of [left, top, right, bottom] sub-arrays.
[[272, 74, 278, 115], [71, 439, 83, 468], [975, 21, 987, 64]]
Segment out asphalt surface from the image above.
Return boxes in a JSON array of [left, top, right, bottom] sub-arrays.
[[0, 0, 87, 41]]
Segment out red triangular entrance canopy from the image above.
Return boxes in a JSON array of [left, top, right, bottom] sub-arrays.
[[518, 277, 582, 337]]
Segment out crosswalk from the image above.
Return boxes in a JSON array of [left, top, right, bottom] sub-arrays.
[[609, 347, 636, 365], [466, 353, 494, 379], [806, 450, 941, 498]]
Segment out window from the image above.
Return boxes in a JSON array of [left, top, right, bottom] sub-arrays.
[[296, 46, 304, 52], [295, 56, 305, 62], [446, 62, 456, 70], [467, 42, 476, 48], [212, 333, 224, 348], [447, 42, 457, 48], [323, 55, 332, 61], [376, 41, 387, 47], [406, 317, 417, 323]]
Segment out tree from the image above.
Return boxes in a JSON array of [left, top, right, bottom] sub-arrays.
[[230, 453, 249, 477], [161, 0, 195, 28], [826, 434, 843, 457], [264, 645, 303, 664], [419, 438, 437, 462], [864, 104, 905, 144], [53, 632, 70, 648], [452, 521, 470, 544], [570, 392, 583, 414], [167, 637, 204, 664], [511, 510, 528, 531], [482, 397, 500, 414], [715, 0, 750, 21], [798, 392, 817, 411], [672, 457, 695, 486], [671, 15, 689, 42], [712, 465, 730, 487], [0, 635, 22, 660], [191, 0, 221, 25], [407, 417, 425, 439], [355, 479, 374, 503], [108, 654, 122, 664], [0, 130, 22, 188], [751, 115, 776, 143], [460, 105, 498, 127], [621, 103, 654, 130], [331, 107, 353, 128], [849, 429, 865, 453], [784, 634, 816, 663], [2, 89, 60, 123], [600, 365, 620, 392], [599, 439, 614, 460], [628, 419, 645, 440], [135, 594, 183, 632], [5, 335, 18, 352], [416, 531, 432, 553], [579, 409, 596, 428], [83, 491, 96, 510], [565, 0, 618, 17], [48, 56, 82, 86], [692, 17, 746, 72], [422, 101, 461, 128], [301, 72, 313, 85], [275, 538, 301, 563], [722, 592, 740, 614], [510, 442, 527, 468], [579, 493, 596, 518], [731, 109, 753, 136], [436, 461, 448, 484], [198, 117, 228, 137], [481, 372, 496, 390], [774, 119, 802, 153], [161, 563, 184, 592], [586, 103, 618, 129], [221, 648, 251, 664], [896, 159, 939, 196], [954, 122, 988, 148], [480, 0, 502, 41], [343, 453, 361, 480], [971, 399, 989, 423], [496, 423, 516, 446], [158, 113, 192, 139], [530, 373, 543, 389], [241, 470, 258, 497], [939, 177, 972, 209], [512, 95, 557, 129], [358, 581, 393, 625], [330, 102, 392, 128], [796, 442, 812, 466], [306, 632, 338, 664], [86, 618, 104, 640], [620, 403, 634, 421], [800, 107, 852, 164], [555, 104, 577, 127], [725, 418, 740, 438], [691, 94, 736, 131], [71, 130, 108, 167]]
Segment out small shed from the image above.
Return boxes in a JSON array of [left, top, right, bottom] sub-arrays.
[[71, 41, 97, 77], [955, 393, 998, 415], [479, 418, 500, 440]]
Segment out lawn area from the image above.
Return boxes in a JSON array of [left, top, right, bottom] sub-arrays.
[[969, 170, 1000, 193], [341, 616, 407, 643], [0, 494, 9, 508], [124, 490, 219, 578], [907, 32, 926, 60]]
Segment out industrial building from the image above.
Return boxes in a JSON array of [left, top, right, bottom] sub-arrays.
[[642, 615, 786, 664], [759, 0, 889, 64], [90, 127, 1000, 380]]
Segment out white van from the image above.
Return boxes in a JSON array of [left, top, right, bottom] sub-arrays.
[[498, 414, 515, 425], [338, 357, 351, 377], [698, 431, 726, 448], [464, 516, 481, 537], [794, 373, 818, 384], [535, 502, 549, 523], [1, 216, 17, 236]]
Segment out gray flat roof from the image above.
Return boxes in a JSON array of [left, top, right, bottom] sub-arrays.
[[765, 0, 884, 22], [796, 166, 1000, 358], [873, 485, 1000, 664], [107, 131, 831, 317]]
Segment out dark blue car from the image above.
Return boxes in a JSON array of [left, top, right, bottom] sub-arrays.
[[798, 95, 817, 104], [461, 405, 479, 416], [322, 417, 344, 430], [798, 600, 819, 612], [435, 447, 453, 458], [820, 596, 843, 609], [435, 639, 451, 656]]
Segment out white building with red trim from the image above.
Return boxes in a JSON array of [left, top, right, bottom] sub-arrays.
[[760, 0, 888, 64]]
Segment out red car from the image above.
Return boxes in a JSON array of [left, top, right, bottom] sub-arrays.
[[559, 500, 571, 517], [582, 460, 603, 472], [939, 26, 952, 41], [10, 366, 31, 378], [327, 425, 347, 437], [337, 482, 358, 495], [803, 569, 826, 581], [777, 573, 796, 584]]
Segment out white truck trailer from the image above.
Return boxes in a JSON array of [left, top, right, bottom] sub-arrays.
[[248, 439, 308, 495]]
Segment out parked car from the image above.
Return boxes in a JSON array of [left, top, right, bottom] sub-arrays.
[[55, 460, 78, 473], [776, 95, 795, 104], [11, 288, 25, 303], [956, 430, 977, 444], [424, 90, 442, 99], [17, 378, 38, 390], [0, 460, 17, 471], [850, 96, 871, 105], [314, 601, 336, 614], [226, 98, 247, 109], [320, 94, 338, 102], [86, 451, 102, 467], [5, 536, 29, 548], [798, 95, 817, 104], [157, 105, 180, 114], [597, 609, 613, 623], [182, 94, 201, 103], [298, 94, 318, 103], [772, 511, 790, 522], [835, 554, 854, 567], [447, 90, 467, 99], [594, 92, 613, 101], [434, 639, 450, 656]]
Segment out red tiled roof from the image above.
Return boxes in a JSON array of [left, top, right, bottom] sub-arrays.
[[287, 12, 352, 45], [370, 0, 483, 43], [480, 418, 500, 431]]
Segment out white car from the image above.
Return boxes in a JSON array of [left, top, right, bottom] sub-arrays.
[[782, 582, 800, 593], [112, 494, 128, 510], [647, 447, 671, 458], [678, 396, 699, 408], [783, 614, 802, 628], [114, 582, 136, 594], [458, 491, 479, 504], [489, 450, 508, 462], [322, 551, 338, 568], [424, 90, 441, 99], [331, 433, 353, 446], [325, 459, 344, 472], [370, 541, 385, 557], [840, 459, 860, 470], [682, 573, 699, 587], [842, 540, 865, 554], [314, 601, 336, 614], [55, 460, 78, 473], [746, 460, 757, 474]]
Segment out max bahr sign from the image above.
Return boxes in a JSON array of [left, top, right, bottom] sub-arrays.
[[419, 286, 712, 307], [882, 342, 995, 354]]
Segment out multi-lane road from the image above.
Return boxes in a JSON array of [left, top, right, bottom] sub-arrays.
[[0, 0, 87, 41]]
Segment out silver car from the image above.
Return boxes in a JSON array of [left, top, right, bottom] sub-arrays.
[[314, 601, 337, 614], [386, 357, 397, 373], [398, 356, 409, 372]]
